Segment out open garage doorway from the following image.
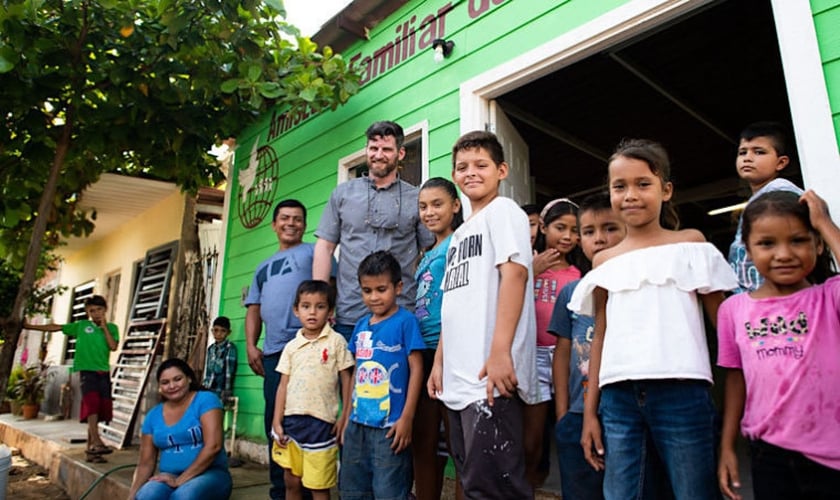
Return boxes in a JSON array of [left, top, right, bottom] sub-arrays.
[[491, 0, 802, 251]]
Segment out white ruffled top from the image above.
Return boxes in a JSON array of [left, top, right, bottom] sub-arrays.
[[568, 242, 737, 387]]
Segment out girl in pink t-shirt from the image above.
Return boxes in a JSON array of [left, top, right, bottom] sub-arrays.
[[717, 189, 840, 500], [525, 198, 584, 488]]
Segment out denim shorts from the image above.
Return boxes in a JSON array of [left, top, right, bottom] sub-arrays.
[[600, 379, 718, 500], [749, 439, 840, 499], [339, 421, 411, 500]]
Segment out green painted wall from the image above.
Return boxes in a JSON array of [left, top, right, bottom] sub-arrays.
[[811, 0, 840, 147]]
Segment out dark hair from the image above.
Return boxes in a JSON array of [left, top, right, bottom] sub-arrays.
[[212, 316, 231, 331], [84, 295, 108, 308], [358, 251, 402, 285], [534, 199, 590, 275], [273, 199, 307, 224], [740, 121, 788, 157], [578, 192, 613, 218], [451, 131, 505, 169], [156, 358, 203, 395], [609, 139, 680, 230], [741, 191, 836, 284], [294, 279, 336, 309], [420, 177, 464, 232], [366, 121, 405, 150], [520, 204, 541, 217]]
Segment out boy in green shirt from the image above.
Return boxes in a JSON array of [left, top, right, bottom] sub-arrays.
[[26, 295, 119, 461]]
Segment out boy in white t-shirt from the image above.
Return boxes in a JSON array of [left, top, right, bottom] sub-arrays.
[[428, 130, 537, 499]]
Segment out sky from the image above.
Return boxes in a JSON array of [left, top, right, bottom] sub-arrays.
[[283, 0, 354, 37]]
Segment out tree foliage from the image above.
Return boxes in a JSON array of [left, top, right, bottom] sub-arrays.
[[0, 0, 359, 394]]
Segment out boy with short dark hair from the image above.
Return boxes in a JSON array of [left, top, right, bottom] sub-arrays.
[[203, 316, 237, 401], [549, 192, 626, 500], [429, 130, 538, 498], [271, 280, 354, 500], [728, 121, 803, 293], [25, 294, 118, 462], [339, 251, 425, 500]]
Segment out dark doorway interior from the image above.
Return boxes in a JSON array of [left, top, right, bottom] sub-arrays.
[[499, 0, 799, 250]]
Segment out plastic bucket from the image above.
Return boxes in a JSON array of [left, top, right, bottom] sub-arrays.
[[0, 444, 11, 500]]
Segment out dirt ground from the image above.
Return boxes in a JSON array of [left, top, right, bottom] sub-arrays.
[[6, 453, 70, 500]]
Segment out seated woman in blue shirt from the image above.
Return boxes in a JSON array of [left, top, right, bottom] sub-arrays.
[[129, 358, 231, 500]]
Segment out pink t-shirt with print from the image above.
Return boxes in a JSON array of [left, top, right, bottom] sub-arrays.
[[535, 266, 580, 346], [717, 275, 840, 470]]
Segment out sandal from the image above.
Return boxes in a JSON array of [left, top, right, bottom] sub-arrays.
[[85, 453, 107, 464], [87, 444, 113, 455]]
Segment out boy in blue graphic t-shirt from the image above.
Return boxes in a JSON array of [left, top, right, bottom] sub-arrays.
[[339, 251, 425, 500]]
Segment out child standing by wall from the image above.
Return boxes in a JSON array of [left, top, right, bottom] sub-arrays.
[[413, 177, 463, 500], [549, 193, 626, 500], [569, 139, 737, 499], [340, 251, 425, 500], [717, 190, 840, 500], [271, 280, 354, 500], [429, 130, 538, 499], [203, 316, 237, 402], [25, 295, 119, 462], [729, 122, 803, 293], [525, 198, 583, 488]]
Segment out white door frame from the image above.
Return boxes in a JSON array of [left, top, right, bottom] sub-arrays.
[[459, 0, 840, 212]]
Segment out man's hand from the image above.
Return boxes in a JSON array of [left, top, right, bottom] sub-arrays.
[[246, 345, 265, 377]]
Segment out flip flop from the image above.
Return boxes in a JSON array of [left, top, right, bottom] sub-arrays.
[[87, 445, 114, 455], [85, 453, 107, 464]]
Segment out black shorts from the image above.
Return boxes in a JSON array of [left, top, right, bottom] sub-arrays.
[[80, 370, 112, 399]]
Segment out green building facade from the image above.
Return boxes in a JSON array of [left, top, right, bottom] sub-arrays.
[[220, 0, 840, 442]]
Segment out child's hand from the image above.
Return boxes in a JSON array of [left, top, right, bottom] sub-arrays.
[[427, 362, 443, 399], [385, 415, 413, 453], [533, 249, 566, 276], [800, 190, 835, 234], [478, 351, 517, 406], [271, 423, 288, 448], [718, 447, 742, 500], [580, 412, 605, 471], [333, 416, 348, 446]]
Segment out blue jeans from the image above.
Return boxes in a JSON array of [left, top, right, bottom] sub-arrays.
[[263, 352, 286, 499], [134, 468, 232, 500], [556, 412, 605, 500], [339, 421, 411, 500], [750, 439, 840, 499], [600, 380, 719, 500]]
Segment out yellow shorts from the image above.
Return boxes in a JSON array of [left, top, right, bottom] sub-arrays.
[[271, 415, 338, 490]]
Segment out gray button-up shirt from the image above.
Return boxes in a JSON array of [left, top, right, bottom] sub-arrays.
[[315, 175, 433, 325]]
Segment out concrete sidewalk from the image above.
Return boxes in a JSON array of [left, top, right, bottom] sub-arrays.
[[0, 413, 269, 499]]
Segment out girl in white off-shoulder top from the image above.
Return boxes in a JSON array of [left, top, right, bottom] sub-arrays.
[[568, 139, 737, 500]]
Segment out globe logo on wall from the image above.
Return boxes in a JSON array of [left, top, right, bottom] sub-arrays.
[[238, 138, 279, 229]]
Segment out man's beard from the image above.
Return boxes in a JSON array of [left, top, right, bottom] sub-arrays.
[[369, 159, 398, 178]]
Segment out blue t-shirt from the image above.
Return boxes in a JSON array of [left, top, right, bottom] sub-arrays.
[[547, 280, 593, 414], [245, 243, 315, 355], [414, 234, 452, 348], [349, 307, 425, 428], [141, 391, 228, 475]]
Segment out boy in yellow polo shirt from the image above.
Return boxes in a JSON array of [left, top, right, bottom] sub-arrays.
[[271, 280, 354, 499]]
